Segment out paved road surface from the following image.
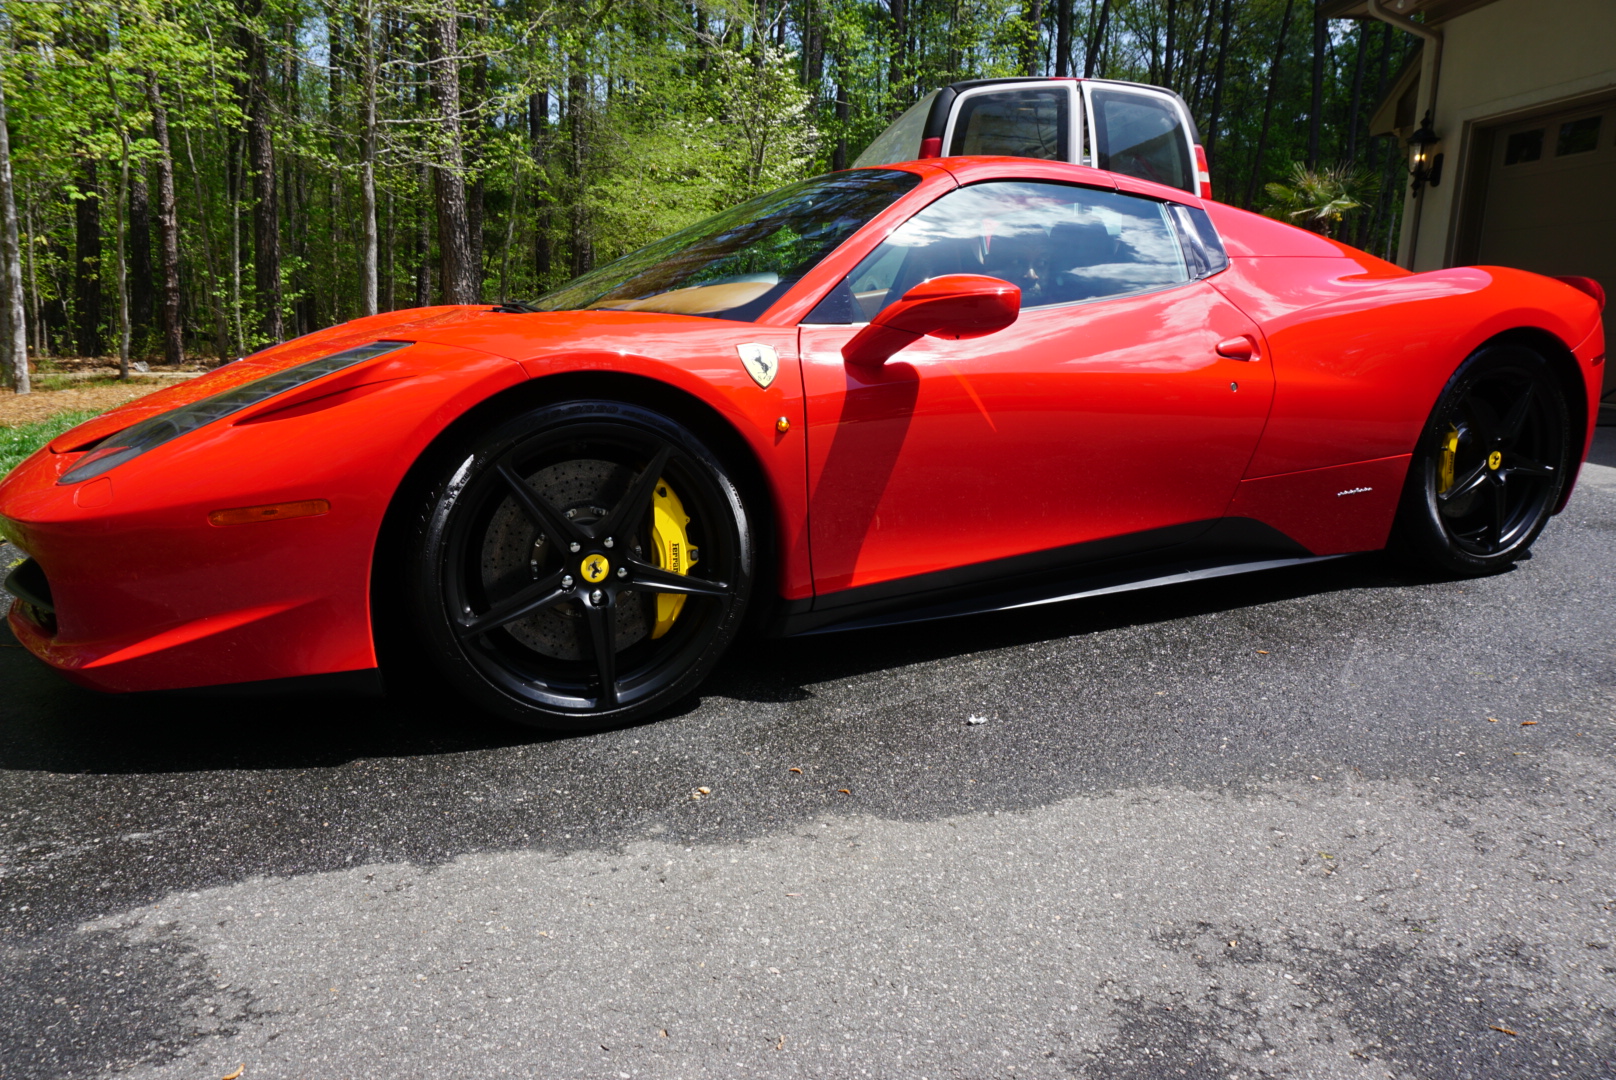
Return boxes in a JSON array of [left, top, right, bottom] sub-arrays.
[[3, 450, 1615, 1079]]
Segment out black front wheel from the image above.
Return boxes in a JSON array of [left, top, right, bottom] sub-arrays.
[[407, 400, 755, 731], [1393, 343, 1572, 576]]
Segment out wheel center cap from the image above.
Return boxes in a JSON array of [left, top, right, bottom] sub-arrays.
[[580, 553, 611, 583], [1487, 450, 1503, 471]]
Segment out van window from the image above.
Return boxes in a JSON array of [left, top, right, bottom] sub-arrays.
[[948, 87, 1070, 161], [1090, 87, 1193, 192], [851, 91, 940, 169]]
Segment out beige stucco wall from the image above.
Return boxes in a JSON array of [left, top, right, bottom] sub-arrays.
[[1399, 0, 1616, 271]]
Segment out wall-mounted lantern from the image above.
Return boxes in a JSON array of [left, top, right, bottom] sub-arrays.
[[1408, 111, 1443, 195]]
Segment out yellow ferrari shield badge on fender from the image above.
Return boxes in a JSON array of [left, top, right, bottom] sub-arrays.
[[737, 343, 779, 389], [1487, 450, 1502, 470], [581, 554, 610, 583]]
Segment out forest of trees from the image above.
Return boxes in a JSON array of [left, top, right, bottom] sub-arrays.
[[0, 0, 1421, 386]]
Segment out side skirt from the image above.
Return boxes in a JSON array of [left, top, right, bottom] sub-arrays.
[[789, 553, 1346, 636], [772, 516, 1349, 637]]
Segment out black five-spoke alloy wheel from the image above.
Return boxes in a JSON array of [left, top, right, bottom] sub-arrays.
[[1396, 343, 1571, 576], [409, 400, 754, 730]]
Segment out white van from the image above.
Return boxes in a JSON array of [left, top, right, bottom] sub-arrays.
[[853, 77, 1213, 200]]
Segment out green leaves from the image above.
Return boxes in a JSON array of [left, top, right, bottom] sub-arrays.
[[1261, 162, 1374, 236]]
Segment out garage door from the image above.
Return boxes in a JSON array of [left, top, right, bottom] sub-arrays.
[[1475, 100, 1615, 405]]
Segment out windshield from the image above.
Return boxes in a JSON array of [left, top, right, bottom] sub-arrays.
[[531, 170, 922, 321]]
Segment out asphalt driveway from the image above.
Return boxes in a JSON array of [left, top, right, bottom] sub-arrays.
[[3, 448, 1615, 1079]]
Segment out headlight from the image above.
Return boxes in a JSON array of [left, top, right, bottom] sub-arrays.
[[59, 341, 411, 485]]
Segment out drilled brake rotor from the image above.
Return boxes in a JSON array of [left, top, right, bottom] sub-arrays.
[[478, 459, 649, 660]]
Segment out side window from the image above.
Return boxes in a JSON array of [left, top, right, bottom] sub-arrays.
[[1165, 203, 1228, 278], [1089, 88, 1193, 193], [948, 88, 1070, 161], [808, 181, 1190, 323]]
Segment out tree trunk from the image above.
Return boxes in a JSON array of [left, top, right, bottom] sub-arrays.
[[1204, 0, 1234, 168], [243, 15, 283, 341], [227, 131, 245, 354], [22, 184, 44, 358], [129, 168, 152, 341], [383, 188, 395, 311], [178, 118, 230, 363], [1054, 0, 1073, 76], [1345, 19, 1367, 164], [468, 46, 488, 289], [414, 163, 431, 306], [1307, 2, 1324, 169], [0, 63, 28, 392], [74, 158, 102, 357], [146, 77, 184, 366], [359, 1, 379, 317], [1021, 0, 1044, 76], [1164, 0, 1176, 90], [1244, 0, 1296, 209], [433, 15, 477, 304], [106, 71, 132, 375], [1083, 0, 1112, 78], [833, 83, 850, 171], [529, 88, 552, 284], [889, 0, 907, 109], [805, 0, 825, 84], [566, 60, 592, 277]]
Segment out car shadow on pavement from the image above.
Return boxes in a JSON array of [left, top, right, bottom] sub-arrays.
[[0, 551, 1458, 776], [707, 552, 1465, 704]]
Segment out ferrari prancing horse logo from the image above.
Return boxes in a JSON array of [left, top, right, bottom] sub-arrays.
[[1487, 450, 1502, 470], [581, 554, 610, 583], [737, 343, 779, 388]]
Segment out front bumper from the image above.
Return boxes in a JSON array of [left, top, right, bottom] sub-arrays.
[[0, 340, 526, 694]]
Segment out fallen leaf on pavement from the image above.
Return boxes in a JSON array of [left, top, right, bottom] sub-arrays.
[[698, 786, 711, 793], [1520, 721, 1537, 727], [1490, 1025, 1518, 1036], [837, 789, 851, 795], [789, 768, 802, 774], [776, 1035, 786, 1050], [660, 1029, 669, 1037], [1256, 650, 1269, 655], [1487, 717, 1500, 723], [221, 1067, 245, 1080]]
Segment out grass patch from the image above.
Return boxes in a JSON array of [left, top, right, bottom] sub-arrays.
[[1, 410, 104, 478], [29, 373, 167, 393]]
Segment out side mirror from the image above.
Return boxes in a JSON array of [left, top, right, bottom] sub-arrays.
[[842, 274, 1021, 367]]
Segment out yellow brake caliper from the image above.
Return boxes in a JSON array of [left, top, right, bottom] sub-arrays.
[[650, 479, 698, 639], [1438, 424, 1459, 494]]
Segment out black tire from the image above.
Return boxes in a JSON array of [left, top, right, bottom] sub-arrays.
[[406, 400, 754, 731], [1393, 343, 1571, 576]]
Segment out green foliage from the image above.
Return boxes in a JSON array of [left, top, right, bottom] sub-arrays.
[[2, 0, 1417, 359], [0, 411, 104, 477], [1263, 163, 1374, 235]]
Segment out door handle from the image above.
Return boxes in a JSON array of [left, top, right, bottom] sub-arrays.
[[1216, 335, 1258, 361]]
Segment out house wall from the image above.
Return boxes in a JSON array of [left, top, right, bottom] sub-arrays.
[[1400, 0, 1616, 271]]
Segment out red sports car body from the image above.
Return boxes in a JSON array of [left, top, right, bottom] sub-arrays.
[[0, 156, 1605, 727]]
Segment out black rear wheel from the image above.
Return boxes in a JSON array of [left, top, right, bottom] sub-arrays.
[[1394, 344, 1571, 576], [407, 400, 754, 731]]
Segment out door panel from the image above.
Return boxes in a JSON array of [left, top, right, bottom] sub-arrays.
[[802, 281, 1273, 596]]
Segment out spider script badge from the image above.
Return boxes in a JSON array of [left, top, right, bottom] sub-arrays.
[[737, 343, 779, 389]]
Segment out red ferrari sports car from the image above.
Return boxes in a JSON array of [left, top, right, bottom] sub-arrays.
[[0, 157, 1605, 729]]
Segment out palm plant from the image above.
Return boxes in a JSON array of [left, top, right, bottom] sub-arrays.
[[1262, 163, 1374, 237]]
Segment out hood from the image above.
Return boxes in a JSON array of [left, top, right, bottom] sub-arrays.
[[47, 306, 498, 453]]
